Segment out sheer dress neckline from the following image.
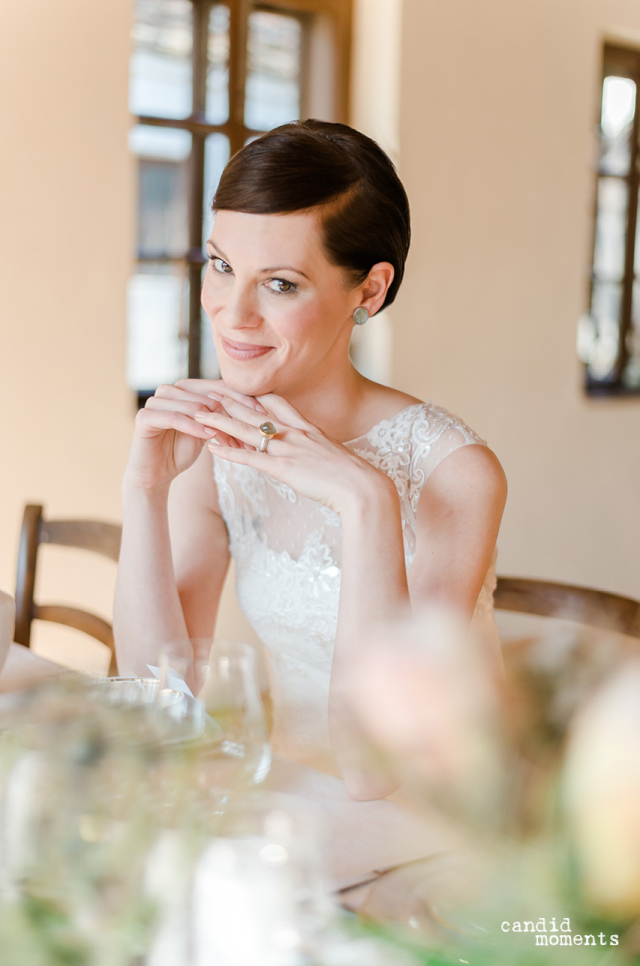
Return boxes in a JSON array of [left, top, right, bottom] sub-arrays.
[[342, 401, 426, 445]]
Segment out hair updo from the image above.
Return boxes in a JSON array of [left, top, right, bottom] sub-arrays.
[[211, 119, 411, 311]]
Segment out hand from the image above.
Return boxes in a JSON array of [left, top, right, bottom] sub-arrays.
[[194, 386, 391, 514], [124, 379, 268, 492]]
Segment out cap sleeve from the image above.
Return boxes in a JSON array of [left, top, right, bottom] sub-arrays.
[[407, 403, 487, 513]]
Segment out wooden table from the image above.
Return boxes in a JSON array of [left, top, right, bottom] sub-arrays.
[[264, 755, 463, 899]]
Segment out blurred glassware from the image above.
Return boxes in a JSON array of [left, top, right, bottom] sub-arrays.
[[92, 673, 204, 745], [94, 675, 181, 704], [191, 791, 334, 966], [198, 641, 272, 797], [0, 680, 168, 965]]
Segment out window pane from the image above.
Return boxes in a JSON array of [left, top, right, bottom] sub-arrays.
[[600, 75, 636, 177], [593, 177, 628, 281], [202, 135, 231, 248], [127, 264, 189, 390], [206, 4, 230, 124], [130, 126, 191, 258], [623, 282, 640, 388], [584, 280, 622, 380], [633, 189, 640, 277], [245, 11, 302, 131], [130, 0, 193, 119]]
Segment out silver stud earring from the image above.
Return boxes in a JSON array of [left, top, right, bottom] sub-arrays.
[[353, 307, 369, 326]]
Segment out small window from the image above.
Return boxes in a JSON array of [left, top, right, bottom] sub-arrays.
[[128, 0, 352, 405], [580, 44, 640, 394]]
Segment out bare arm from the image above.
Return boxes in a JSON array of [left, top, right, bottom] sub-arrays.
[[114, 446, 229, 686], [329, 444, 507, 800], [113, 380, 241, 687], [169, 447, 230, 663]]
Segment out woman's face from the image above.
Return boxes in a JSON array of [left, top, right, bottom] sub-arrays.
[[201, 208, 361, 397]]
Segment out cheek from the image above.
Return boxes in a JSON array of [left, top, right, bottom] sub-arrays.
[[268, 296, 334, 346], [201, 270, 228, 319], [200, 279, 216, 318]]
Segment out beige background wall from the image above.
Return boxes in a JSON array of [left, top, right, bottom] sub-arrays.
[[0, 0, 638, 670], [0, 0, 134, 668], [394, 0, 640, 598]]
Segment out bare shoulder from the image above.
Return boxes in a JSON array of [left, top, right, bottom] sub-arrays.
[[369, 382, 423, 410], [359, 380, 424, 424], [425, 443, 507, 510]]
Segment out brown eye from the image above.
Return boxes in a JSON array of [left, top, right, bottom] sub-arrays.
[[209, 256, 233, 274], [267, 278, 297, 295]]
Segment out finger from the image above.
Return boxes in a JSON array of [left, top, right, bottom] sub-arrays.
[[207, 439, 276, 466], [194, 410, 282, 451], [173, 378, 227, 397], [207, 392, 272, 427], [176, 378, 264, 414], [142, 399, 242, 447], [254, 393, 310, 429], [209, 384, 269, 415], [135, 407, 218, 440], [145, 396, 218, 418]]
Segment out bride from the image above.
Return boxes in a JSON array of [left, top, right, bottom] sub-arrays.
[[114, 119, 507, 802]]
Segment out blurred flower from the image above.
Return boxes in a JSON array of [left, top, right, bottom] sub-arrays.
[[350, 607, 509, 827], [562, 658, 640, 920]]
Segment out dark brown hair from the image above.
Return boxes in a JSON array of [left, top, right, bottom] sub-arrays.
[[212, 119, 410, 311]]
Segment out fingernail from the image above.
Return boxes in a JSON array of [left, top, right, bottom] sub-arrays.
[[203, 427, 217, 438], [194, 411, 208, 421], [208, 391, 223, 401]]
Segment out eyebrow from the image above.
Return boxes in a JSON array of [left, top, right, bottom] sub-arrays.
[[206, 240, 310, 280]]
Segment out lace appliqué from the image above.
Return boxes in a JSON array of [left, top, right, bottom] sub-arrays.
[[352, 402, 486, 515]]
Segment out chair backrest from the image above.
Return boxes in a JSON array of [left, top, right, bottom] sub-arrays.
[[14, 504, 122, 673], [494, 576, 640, 639]]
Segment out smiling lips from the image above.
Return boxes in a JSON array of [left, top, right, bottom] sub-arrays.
[[220, 336, 274, 361]]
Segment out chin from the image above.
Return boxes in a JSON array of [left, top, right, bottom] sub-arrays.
[[219, 364, 276, 398]]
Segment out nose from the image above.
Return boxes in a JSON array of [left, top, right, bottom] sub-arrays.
[[203, 275, 262, 331]]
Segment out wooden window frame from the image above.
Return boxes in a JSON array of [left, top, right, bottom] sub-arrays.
[[585, 43, 640, 396], [132, 0, 352, 402]]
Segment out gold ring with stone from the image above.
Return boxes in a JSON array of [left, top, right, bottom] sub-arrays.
[[258, 421, 277, 453]]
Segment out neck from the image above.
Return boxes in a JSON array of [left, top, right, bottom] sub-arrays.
[[274, 355, 371, 443]]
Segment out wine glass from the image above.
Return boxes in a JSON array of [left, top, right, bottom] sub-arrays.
[[197, 641, 271, 801]]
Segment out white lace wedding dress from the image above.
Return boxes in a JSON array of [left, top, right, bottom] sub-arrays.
[[213, 401, 499, 773]]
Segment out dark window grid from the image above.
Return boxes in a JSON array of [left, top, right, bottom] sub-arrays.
[[586, 45, 640, 395]]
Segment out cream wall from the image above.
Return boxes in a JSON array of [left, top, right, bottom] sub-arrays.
[[0, 0, 134, 668], [394, 0, 640, 598]]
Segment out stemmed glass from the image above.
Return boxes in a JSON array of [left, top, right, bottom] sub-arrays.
[[197, 641, 272, 802]]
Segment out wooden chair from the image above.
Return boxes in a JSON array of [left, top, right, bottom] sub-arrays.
[[14, 504, 122, 674], [494, 576, 640, 639]]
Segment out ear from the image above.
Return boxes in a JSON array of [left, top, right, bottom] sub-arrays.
[[356, 262, 395, 317]]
